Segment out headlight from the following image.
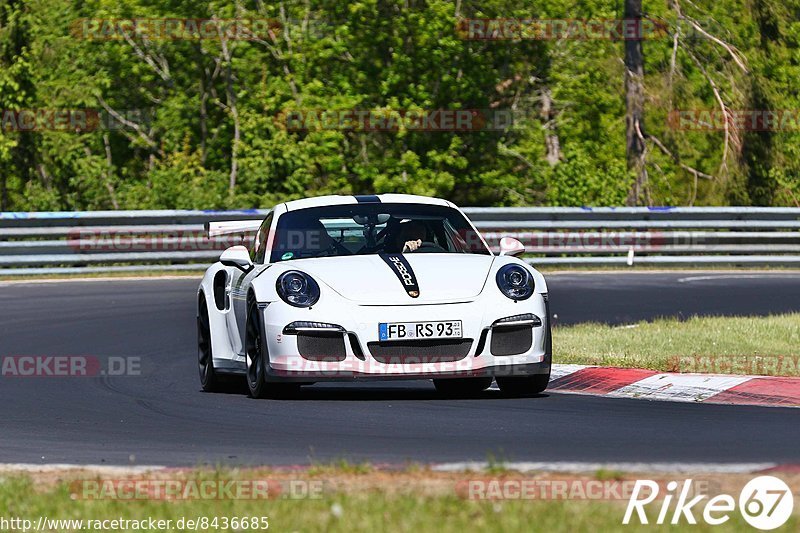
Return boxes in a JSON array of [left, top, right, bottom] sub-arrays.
[[276, 270, 320, 307], [495, 264, 534, 301]]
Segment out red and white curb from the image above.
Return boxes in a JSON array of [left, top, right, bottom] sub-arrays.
[[511, 364, 800, 407]]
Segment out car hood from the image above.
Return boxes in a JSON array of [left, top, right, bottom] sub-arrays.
[[285, 254, 496, 305]]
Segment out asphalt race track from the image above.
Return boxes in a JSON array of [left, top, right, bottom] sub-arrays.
[[1, 272, 799, 466]]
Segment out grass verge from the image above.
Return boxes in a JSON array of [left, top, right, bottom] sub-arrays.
[[1, 465, 796, 532], [554, 313, 800, 376]]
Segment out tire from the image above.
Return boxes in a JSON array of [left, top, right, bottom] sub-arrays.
[[496, 373, 549, 396], [245, 298, 298, 399], [496, 309, 552, 397], [198, 295, 223, 392], [433, 377, 493, 397]]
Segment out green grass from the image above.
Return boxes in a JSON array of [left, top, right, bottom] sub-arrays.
[[0, 473, 788, 533], [307, 459, 374, 476], [554, 313, 800, 376]]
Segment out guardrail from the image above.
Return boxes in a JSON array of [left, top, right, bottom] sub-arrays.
[[1, 207, 799, 275]]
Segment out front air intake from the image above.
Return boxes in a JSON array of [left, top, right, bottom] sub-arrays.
[[297, 332, 347, 362], [490, 326, 533, 356], [367, 339, 473, 364]]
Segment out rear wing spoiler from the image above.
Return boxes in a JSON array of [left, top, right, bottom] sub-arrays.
[[206, 220, 262, 238]]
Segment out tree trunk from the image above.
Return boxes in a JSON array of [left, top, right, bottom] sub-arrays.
[[198, 48, 209, 167], [102, 134, 120, 209], [540, 86, 561, 166], [220, 38, 239, 199], [1, 0, 36, 210], [0, 172, 6, 211], [738, 0, 777, 205], [624, 0, 648, 206]]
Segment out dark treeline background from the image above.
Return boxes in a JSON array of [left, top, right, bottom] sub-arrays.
[[0, 0, 798, 210]]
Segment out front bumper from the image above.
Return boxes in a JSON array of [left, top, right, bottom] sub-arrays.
[[260, 294, 551, 382]]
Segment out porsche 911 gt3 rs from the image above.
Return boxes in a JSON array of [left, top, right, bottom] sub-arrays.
[[197, 194, 551, 398]]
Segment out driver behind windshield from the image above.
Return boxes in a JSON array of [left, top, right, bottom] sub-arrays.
[[274, 218, 339, 259], [269, 203, 491, 262], [388, 220, 428, 253]]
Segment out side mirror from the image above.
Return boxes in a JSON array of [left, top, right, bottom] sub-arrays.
[[498, 237, 525, 257], [220, 245, 253, 273]]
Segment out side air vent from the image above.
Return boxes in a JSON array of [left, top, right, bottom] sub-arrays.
[[213, 271, 228, 311], [474, 329, 489, 356], [348, 333, 366, 361]]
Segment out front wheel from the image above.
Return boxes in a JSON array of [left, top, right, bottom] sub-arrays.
[[433, 377, 492, 397], [497, 307, 552, 397], [245, 299, 270, 398], [245, 299, 298, 399], [198, 296, 223, 392]]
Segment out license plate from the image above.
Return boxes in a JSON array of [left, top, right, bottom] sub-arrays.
[[378, 320, 462, 341]]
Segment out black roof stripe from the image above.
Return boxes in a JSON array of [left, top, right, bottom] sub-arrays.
[[354, 195, 381, 203]]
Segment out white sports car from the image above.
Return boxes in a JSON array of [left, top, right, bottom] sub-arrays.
[[197, 194, 551, 398]]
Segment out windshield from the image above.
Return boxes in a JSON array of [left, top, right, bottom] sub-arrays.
[[269, 203, 490, 262]]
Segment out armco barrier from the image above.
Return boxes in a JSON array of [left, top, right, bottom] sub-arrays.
[[0, 207, 798, 274]]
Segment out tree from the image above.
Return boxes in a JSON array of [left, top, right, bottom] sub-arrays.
[[624, 0, 647, 206]]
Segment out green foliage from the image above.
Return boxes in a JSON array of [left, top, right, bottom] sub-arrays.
[[0, 0, 797, 210]]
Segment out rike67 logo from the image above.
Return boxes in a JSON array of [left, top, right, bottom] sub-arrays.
[[624, 476, 794, 530]]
